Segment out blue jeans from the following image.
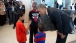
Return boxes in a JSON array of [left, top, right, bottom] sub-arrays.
[[9, 11, 16, 24], [9, 11, 13, 24]]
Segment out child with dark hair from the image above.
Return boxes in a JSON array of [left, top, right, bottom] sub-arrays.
[[16, 12, 28, 43], [29, 2, 40, 43], [34, 23, 46, 43]]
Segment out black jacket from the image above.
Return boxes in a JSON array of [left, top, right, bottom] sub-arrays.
[[16, 5, 25, 14], [47, 8, 72, 34], [74, 17, 76, 25], [62, 10, 71, 16]]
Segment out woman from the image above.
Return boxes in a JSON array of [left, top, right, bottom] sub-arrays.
[[9, 0, 16, 25], [0, 1, 6, 26]]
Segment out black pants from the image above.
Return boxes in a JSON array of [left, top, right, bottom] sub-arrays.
[[13, 14, 18, 27], [56, 33, 68, 43], [0, 15, 6, 26], [29, 25, 38, 43]]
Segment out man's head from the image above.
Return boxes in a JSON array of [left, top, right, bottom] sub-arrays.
[[19, 1, 22, 6], [38, 4, 46, 15], [38, 23, 45, 32], [32, 2, 37, 10]]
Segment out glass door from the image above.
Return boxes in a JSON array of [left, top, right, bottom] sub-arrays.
[[34, 0, 42, 5], [44, 0, 54, 7]]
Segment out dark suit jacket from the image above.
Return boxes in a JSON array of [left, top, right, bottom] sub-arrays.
[[16, 5, 25, 14], [74, 17, 76, 25], [47, 8, 72, 34], [62, 10, 71, 16]]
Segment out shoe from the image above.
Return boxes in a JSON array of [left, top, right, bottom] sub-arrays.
[[0, 24, 3, 26], [9, 23, 12, 25], [70, 31, 75, 34]]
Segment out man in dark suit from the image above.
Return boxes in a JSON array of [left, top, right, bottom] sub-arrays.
[[16, 1, 25, 14], [13, 1, 25, 29], [15, 1, 25, 23], [38, 4, 72, 43]]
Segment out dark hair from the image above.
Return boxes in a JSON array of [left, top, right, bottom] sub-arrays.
[[33, 2, 37, 5], [17, 11, 24, 19], [9, 0, 15, 5], [38, 4, 46, 9], [38, 23, 45, 32], [32, 2, 37, 7]]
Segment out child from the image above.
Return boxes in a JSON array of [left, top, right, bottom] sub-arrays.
[[29, 2, 40, 43], [16, 12, 27, 43], [34, 23, 46, 43]]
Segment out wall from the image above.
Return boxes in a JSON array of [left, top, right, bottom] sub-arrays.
[[20, 0, 31, 22]]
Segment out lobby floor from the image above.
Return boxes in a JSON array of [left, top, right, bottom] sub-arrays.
[[0, 23, 76, 43]]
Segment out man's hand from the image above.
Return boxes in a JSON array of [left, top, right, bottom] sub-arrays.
[[27, 20, 32, 30], [58, 32, 66, 39], [61, 34, 66, 39]]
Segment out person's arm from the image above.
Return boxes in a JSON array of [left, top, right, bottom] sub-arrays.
[[27, 20, 32, 30], [52, 11, 63, 33], [28, 11, 32, 30], [21, 23, 28, 34], [29, 11, 31, 20], [34, 34, 38, 43], [51, 11, 66, 39]]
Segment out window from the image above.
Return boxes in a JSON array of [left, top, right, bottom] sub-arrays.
[[57, 0, 62, 5], [42, 0, 45, 2]]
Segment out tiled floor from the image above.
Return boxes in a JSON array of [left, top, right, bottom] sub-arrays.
[[0, 23, 76, 43]]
